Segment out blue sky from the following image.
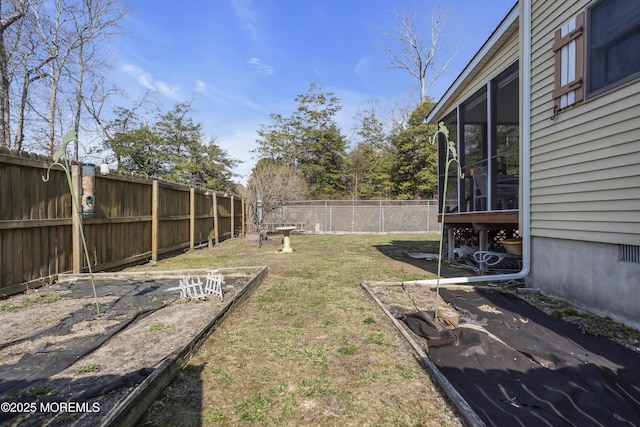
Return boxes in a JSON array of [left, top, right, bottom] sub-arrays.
[[108, 0, 516, 183]]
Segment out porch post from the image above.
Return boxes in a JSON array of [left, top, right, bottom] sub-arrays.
[[447, 226, 455, 262], [478, 225, 490, 273]]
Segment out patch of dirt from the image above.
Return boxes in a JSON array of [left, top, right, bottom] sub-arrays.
[[0, 292, 108, 344], [365, 281, 459, 320], [366, 281, 640, 354], [0, 271, 256, 427]]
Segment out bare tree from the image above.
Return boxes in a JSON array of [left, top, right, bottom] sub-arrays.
[[29, 0, 68, 156], [13, 19, 55, 151], [0, 0, 127, 154], [246, 159, 308, 231], [380, 3, 453, 103], [0, 0, 26, 148], [387, 96, 415, 134], [67, 0, 126, 159], [27, 0, 125, 157], [84, 87, 153, 142]]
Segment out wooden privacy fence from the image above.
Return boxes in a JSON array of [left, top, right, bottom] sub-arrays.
[[0, 150, 245, 296]]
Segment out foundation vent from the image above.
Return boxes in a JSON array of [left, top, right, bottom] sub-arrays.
[[620, 244, 640, 264]]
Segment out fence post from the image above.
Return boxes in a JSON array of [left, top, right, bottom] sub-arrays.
[[230, 195, 235, 238], [190, 187, 195, 250], [151, 180, 159, 263], [329, 206, 332, 232], [324, 200, 327, 232], [207, 193, 214, 248], [352, 200, 355, 232], [213, 192, 219, 245], [241, 199, 245, 237], [71, 164, 82, 274]]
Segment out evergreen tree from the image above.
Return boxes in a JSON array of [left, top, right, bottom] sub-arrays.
[[349, 105, 393, 199], [255, 82, 348, 198], [102, 107, 163, 177], [389, 101, 438, 199], [108, 126, 163, 177], [102, 102, 237, 189]]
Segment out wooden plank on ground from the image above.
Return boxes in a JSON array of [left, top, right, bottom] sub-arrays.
[[361, 282, 487, 427]]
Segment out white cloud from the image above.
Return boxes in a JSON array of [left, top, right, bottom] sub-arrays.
[[121, 64, 184, 100], [354, 56, 371, 81], [230, 0, 260, 42], [194, 79, 263, 110], [247, 57, 274, 74]]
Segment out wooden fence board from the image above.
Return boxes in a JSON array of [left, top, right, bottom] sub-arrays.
[[0, 153, 244, 293], [23, 226, 32, 281], [1, 229, 11, 286], [0, 227, 3, 285], [13, 229, 24, 284]]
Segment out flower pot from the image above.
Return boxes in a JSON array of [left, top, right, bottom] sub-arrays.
[[501, 237, 522, 256]]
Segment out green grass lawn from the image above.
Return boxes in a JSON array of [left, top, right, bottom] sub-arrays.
[[137, 233, 464, 427]]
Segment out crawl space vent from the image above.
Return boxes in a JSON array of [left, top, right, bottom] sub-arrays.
[[620, 244, 640, 264]]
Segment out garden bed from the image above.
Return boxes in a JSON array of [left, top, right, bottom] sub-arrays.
[[0, 266, 266, 427], [364, 282, 640, 427]]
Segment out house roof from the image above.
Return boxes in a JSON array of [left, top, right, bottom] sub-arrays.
[[426, 3, 520, 123]]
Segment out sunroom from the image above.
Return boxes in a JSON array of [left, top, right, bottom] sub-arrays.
[[432, 60, 521, 271]]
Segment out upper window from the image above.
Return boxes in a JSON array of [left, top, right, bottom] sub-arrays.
[[587, 0, 640, 96]]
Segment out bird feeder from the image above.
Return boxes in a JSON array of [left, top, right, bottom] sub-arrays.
[[81, 163, 96, 214]]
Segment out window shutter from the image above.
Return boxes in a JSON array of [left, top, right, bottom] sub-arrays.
[[553, 12, 585, 109]]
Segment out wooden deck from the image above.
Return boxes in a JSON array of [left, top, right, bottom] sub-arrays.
[[438, 210, 521, 272], [438, 210, 519, 227]]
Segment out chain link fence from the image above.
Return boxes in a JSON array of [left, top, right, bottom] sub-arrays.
[[263, 200, 440, 233]]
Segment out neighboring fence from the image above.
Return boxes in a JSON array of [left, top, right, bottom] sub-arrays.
[[264, 200, 440, 233], [0, 150, 244, 295]]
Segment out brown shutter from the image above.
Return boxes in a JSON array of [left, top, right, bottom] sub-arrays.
[[552, 12, 585, 109]]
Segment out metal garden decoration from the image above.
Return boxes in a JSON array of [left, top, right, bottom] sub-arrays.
[[42, 131, 100, 315], [430, 122, 463, 320]]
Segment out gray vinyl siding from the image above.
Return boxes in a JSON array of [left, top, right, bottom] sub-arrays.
[[529, 0, 640, 246]]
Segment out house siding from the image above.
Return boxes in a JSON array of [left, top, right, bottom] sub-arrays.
[[428, 0, 640, 328], [529, 0, 640, 245], [528, 0, 640, 329]]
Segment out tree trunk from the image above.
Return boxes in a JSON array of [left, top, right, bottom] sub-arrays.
[[73, 42, 85, 161], [47, 61, 59, 156], [16, 55, 54, 151], [0, 1, 27, 148], [0, 31, 10, 148]]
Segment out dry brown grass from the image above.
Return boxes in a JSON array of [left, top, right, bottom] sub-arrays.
[[135, 233, 465, 427]]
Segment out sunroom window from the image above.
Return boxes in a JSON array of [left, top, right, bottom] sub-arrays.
[[438, 112, 459, 213], [438, 62, 519, 214], [587, 0, 640, 96], [463, 87, 488, 211]]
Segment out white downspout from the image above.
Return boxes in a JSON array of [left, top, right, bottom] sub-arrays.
[[406, 0, 532, 286]]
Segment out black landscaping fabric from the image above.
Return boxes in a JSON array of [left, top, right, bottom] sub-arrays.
[[0, 279, 177, 424], [402, 289, 640, 427]]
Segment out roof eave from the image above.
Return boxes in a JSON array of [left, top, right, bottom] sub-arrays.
[[426, 3, 520, 123]]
